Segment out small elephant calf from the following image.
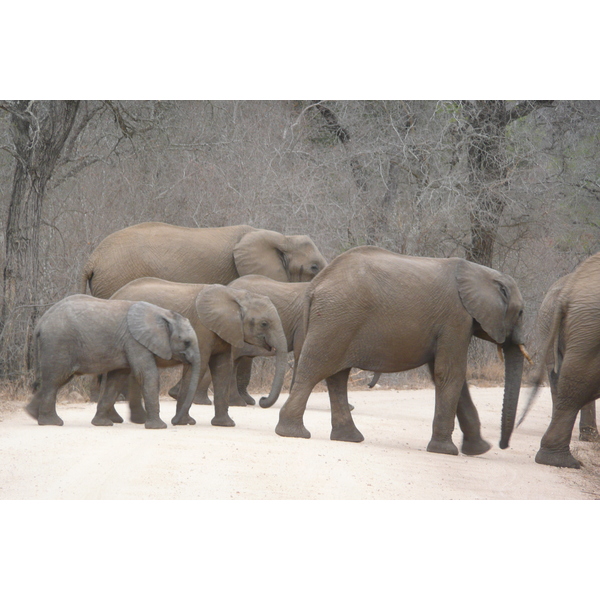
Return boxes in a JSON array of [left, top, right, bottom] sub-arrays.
[[25, 294, 201, 429]]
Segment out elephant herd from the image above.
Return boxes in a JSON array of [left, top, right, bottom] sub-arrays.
[[24, 221, 600, 470]]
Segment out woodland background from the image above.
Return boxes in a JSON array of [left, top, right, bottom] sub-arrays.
[[1, 99, 600, 389]]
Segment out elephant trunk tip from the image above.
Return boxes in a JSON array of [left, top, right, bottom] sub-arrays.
[[499, 439, 509, 450], [259, 396, 275, 408]]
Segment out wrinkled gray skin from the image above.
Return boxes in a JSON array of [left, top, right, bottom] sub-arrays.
[[521, 254, 600, 468], [80, 222, 327, 298], [276, 247, 528, 457], [534, 274, 598, 443], [25, 295, 201, 429], [111, 278, 288, 428]]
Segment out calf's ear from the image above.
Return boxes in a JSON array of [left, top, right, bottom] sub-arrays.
[[127, 301, 173, 360]]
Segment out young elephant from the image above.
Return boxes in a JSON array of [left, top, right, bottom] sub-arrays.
[[26, 295, 201, 429], [110, 278, 288, 427], [224, 275, 309, 408], [276, 246, 529, 457]]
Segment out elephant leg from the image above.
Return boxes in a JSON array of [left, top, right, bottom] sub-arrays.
[[172, 365, 196, 425], [230, 356, 256, 406], [92, 370, 129, 426], [327, 368, 364, 443], [579, 401, 599, 441], [426, 354, 467, 456], [535, 366, 596, 468], [209, 353, 236, 427], [26, 375, 65, 426], [129, 356, 167, 430], [169, 370, 212, 405], [126, 376, 147, 424], [455, 382, 491, 456]]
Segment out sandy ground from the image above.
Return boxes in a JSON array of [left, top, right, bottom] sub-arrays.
[[1, 385, 599, 500]]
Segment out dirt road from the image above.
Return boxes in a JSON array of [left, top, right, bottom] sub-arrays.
[[1, 386, 598, 500]]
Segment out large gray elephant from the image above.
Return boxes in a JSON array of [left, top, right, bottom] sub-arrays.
[[80, 222, 328, 298], [275, 246, 530, 457], [110, 278, 288, 428], [25, 295, 201, 429], [520, 252, 600, 468], [533, 274, 598, 443]]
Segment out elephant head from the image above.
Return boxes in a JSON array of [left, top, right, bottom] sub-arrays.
[[233, 230, 327, 282], [194, 285, 288, 406], [127, 302, 202, 425], [456, 260, 526, 449]]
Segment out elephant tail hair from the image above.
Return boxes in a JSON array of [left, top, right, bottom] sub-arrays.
[[517, 297, 566, 428]]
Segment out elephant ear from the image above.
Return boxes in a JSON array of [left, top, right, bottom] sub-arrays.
[[456, 260, 510, 344], [126, 301, 173, 360], [233, 229, 289, 282], [195, 285, 245, 348]]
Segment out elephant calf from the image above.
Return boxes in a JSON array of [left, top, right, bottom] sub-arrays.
[[25, 295, 201, 429]]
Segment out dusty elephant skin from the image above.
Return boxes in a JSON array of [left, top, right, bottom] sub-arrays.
[[532, 274, 598, 444], [275, 246, 528, 457], [522, 252, 600, 468], [80, 222, 327, 298], [25, 295, 201, 429], [110, 279, 288, 428]]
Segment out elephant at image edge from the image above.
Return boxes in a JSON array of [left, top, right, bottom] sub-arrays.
[[110, 278, 288, 427], [25, 295, 201, 429], [80, 222, 328, 299], [533, 273, 598, 443], [521, 252, 600, 468], [276, 246, 530, 457]]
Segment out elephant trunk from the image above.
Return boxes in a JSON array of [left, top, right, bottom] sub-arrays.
[[172, 353, 202, 425], [499, 341, 525, 449], [259, 324, 289, 408]]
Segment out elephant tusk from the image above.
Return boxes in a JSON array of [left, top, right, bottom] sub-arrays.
[[497, 345, 504, 362], [519, 344, 534, 366]]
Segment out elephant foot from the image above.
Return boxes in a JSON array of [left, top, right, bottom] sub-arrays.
[[193, 395, 212, 405], [108, 407, 124, 423], [91, 415, 114, 426], [130, 408, 147, 424], [579, 427, 600, 442], [535, 447, 582, 469], [244, 395, 256, 406], [426, 438, 459, 456], [461, 437, 492, 456], [37, 413, 64, 426], [331, 423, 364, 443], [275, 419, 311, 439], [211, 414, 235, 427], [144, 418, 168, 430], [171, 414, 196, 426]]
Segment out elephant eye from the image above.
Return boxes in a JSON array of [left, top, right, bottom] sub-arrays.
[[184, 340, 191, 348], [310, 264, 320, 273], [261, 320, 269, 328]]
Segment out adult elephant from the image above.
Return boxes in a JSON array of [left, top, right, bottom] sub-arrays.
[[533, 274, 598, 443], [520, 252, 600, 468], [275, 246, 530, 457], [26, 295, 201, 429], [80, 222, 327, 298], [111, 278, 288, 428]]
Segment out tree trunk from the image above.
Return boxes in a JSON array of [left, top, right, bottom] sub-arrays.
[[0, 101, 79, 378]]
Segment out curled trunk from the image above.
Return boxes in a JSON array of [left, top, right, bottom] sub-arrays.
[[499, 341, 525, 449], [259, 324, 289, 408]]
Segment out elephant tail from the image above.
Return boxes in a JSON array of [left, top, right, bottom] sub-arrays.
[[517, 297, 566, 427], [79, 258, 94, 295]]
